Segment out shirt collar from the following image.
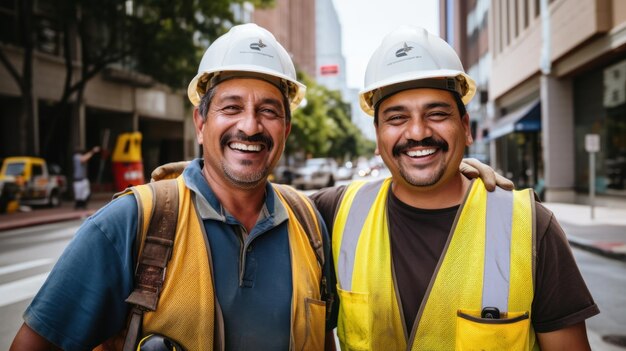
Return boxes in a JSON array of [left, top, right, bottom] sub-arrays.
[[182, 159, 289, 226]]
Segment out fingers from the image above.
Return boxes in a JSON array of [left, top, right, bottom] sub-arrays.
[[495, 173, 515, 191], [460, 158, 516, 191], [459, 162, 480, 179], [461, 158, 496, 191], [151, 161, 190, 182]]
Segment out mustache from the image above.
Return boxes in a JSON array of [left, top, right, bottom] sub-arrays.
[[220, 131, 274, 150], [392, 137, 449, 157]]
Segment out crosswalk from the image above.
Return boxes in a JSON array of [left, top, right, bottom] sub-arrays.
[[0, 272, 49, 308]]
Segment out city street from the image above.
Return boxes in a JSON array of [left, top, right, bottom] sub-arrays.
[[1, 198, 625, 350]]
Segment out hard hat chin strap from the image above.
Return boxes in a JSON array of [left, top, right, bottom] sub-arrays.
[[371, 76, 468, 110]]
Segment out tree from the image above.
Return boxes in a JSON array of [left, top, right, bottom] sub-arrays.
[[0, 0, 35, 156], [287, 73, 375, 163], [0, 0, 273, 161]]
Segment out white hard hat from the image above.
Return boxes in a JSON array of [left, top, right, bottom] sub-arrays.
[[187, 23, 306, 111], [359, 25, 476, 116]]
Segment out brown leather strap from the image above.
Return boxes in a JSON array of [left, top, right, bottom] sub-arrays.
[[122, 179, 179, 350], [273, 184, 324, 265]]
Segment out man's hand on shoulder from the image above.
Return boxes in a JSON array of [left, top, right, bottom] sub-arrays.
[[151, 161, 191, 182], [459, 158, 514, 192]]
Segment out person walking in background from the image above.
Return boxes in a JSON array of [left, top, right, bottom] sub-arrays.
[[73, 146, 100, 209], [311, 25, 599, 350]]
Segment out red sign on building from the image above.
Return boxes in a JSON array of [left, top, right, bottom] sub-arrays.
[[320, 64, 339, 76]]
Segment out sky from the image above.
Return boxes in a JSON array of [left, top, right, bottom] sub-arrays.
[[332, 0, 440, 89]]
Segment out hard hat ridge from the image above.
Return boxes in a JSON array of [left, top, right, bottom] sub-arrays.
[[187, 23, 306, 111], [359, 25, 477, 116]]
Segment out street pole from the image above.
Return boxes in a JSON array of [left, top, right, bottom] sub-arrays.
[[589, 151, 595, 220], [585, 134, 600, 220]]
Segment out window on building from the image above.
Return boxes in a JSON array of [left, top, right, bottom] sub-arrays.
[[535, 0, 540, 18], [34, 0, 63, 56], [502, 0, 509, 46], [523, 0, 529, 29], [512, 0, 518, 39], [446, 0, 455, 47], [0, 0, 18, 44]]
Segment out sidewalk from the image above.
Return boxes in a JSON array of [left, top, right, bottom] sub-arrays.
[[1, 194, 625, 261], [543, 202, 626, 261], [0, 193, 113, 232]]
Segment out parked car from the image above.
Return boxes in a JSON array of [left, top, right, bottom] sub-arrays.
[[292, 158, 337, 190], [0, 156, 67, 207]]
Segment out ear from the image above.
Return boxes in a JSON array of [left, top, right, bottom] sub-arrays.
[[193, 108, 205, 144], [462, 113, 473, 146], [285, 122, 292, 138]]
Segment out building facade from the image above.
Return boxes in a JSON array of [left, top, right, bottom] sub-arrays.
[[490, 0, 626, 204], [252, 0, 375, 141], [440, 0, 492, 164], [443, 0, 626, 205], [252, 0, 317, 78]]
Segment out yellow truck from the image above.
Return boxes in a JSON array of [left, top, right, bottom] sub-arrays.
[[0, 157, 67, 210]]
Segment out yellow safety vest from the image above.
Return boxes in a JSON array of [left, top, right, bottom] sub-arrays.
[[333, 178, 538, 351], [99, 176, 326, 350]]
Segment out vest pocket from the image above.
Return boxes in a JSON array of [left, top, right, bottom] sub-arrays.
[[337, 288, 370, 351], [456, 309, 530, 351], [303, 297, 327, 351]]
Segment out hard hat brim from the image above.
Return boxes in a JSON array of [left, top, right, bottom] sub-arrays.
[[188, 65, 306, 111], [359, 70, 477, 116]]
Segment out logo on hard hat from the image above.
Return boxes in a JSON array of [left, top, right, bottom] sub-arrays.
[[250, 39, 267, 51], [395, 42, 414, 57]]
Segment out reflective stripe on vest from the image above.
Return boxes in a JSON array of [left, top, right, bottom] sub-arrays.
[[333, 178, 537, 350]]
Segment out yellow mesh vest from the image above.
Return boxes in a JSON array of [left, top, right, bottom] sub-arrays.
[[334, 178, 537, 351], [333, 178, 406, 351], [98, 176, 326, 350], [141, 175, 215, 348]]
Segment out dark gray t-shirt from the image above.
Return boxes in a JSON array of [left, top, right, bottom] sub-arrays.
[[311, 184, 599, 333], [73, 153, 86, 180]]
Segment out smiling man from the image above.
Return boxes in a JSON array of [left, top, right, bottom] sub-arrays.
[[311, 26, 599, 350], [11, 24, 335, 351]]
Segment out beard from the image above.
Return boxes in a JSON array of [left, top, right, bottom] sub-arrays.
[[218, 130, 275, 189], [392, 137, 449, 187], [397, 161, 447, 187], [222, 160, 269, 189]]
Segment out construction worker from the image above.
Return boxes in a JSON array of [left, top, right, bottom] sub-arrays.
[[11, 24, 335, 351], [310, 25, 599, 350]]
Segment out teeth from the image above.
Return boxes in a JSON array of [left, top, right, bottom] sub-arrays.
[[406, 148, 436, 157], [230, 142, 262, 152]]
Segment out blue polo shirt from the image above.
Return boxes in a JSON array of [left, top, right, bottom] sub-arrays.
[[24, 159, 332, 350]]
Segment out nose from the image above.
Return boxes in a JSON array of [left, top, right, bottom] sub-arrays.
[[237, 108, 263, 136], [404, 116, 432, 141]]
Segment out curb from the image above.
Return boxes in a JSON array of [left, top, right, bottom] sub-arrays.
[[0, 209, 96, 231], [568, 237, 626, 262]]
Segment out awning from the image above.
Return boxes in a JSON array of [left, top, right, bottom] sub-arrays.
[[487, 99, 541, 141]]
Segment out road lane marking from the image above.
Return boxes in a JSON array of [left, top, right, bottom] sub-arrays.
[[0, 273, 49, 307], [0, 259, 54, 276]]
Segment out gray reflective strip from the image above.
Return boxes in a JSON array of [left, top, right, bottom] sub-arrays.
[[482, 187, 514, 313], [337, 180, 385, 291]]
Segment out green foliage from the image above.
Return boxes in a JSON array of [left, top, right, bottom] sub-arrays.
[[288, 73, 376, 161], [123, 0, 275, 88]]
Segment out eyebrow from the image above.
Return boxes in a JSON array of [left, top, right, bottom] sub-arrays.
[[381, 101, 454, 115], [215, 95, 284, 109]]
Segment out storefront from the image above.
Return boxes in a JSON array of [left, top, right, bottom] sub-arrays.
[[574, 57, 626, 196], [488, 99, 543, 191]]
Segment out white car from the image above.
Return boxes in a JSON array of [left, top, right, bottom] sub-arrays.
[[292, 158, 337, 190]]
